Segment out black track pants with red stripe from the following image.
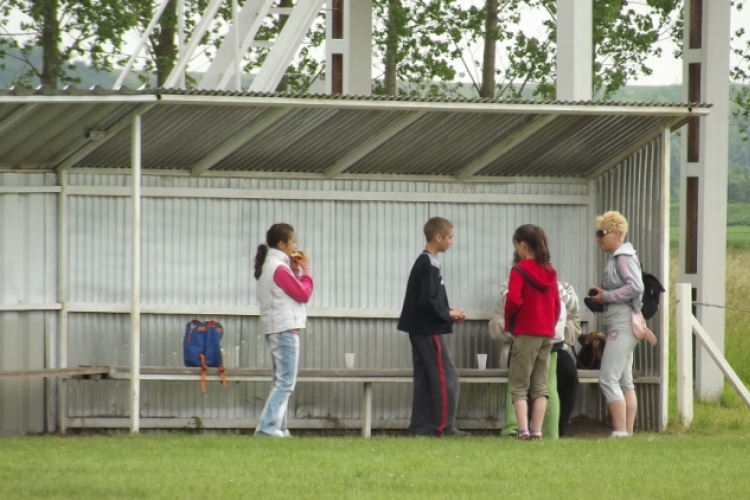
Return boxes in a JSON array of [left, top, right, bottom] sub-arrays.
[[408, 333, 459, 436]]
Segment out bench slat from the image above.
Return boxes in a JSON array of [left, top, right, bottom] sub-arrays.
[[0, 367, 109, 379]]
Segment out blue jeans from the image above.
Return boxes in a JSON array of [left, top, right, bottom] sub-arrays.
[[255, 332, 300, 436]]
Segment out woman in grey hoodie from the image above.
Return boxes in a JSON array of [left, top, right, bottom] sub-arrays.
[[589, 211, 644, 438]]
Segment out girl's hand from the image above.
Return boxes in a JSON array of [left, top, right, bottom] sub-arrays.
[[590, 286, 604, 304], [293, 250, 310, 270]]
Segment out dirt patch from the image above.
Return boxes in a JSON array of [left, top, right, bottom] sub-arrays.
[[563, 415, 611, 439]]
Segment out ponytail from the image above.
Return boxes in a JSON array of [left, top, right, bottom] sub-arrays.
[[254, 244, 269, 280]]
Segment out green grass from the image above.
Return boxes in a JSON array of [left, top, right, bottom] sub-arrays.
[[1, 433, 749, 499]]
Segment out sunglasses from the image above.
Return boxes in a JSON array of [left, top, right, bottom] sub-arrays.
[[595, 230, 610, 238]]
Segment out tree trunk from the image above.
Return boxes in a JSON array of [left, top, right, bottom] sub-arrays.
[[480, 0, 498, 98], [154, 0, 177, 87], [39, 0, 60, 87], [275, 0, 294, 92], [384, 0, 400, 95]]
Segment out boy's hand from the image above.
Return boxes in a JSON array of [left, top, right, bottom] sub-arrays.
[[450, 309, 466, 323]]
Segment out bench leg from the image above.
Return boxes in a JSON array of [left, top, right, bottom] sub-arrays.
[[362, 382, 372, 438]]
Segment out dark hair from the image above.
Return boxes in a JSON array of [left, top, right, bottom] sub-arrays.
[[512, 250, 521, 265], [512, 224, 551, 266], [254, 223, 295, 280], [423, 217, 453, 242]]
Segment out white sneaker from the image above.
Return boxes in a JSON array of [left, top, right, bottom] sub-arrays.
[[610, 431, 630, 438], [282, 430, 292, 438], [255, 429, 285, 438]]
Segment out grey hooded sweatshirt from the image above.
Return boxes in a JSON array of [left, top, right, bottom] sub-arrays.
[[601, 242, 644, 328]]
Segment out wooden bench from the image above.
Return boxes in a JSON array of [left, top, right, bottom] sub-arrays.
[[0, 367, 109, 380], [98, 366, 654, 437]]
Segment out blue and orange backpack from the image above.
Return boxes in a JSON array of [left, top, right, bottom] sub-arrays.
[[184, 319, 228, 392]]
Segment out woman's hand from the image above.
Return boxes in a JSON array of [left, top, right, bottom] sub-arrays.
[[590, 286, 605, 304]]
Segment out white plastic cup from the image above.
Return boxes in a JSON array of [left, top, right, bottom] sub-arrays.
[[477, 354, 488, 370], [345, 353, 356, 369]]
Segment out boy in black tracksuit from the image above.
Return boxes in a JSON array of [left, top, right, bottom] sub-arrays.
[[398, 217, 469, 437]]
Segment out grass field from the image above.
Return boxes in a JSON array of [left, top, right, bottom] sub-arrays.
[[2, 227, 750, 499], [0, 431, 749, 500]]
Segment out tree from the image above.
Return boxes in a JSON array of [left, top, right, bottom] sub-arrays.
[[373, 0, 467, 96], [457, 0, 682, 99], [0, 0, 137, 87]]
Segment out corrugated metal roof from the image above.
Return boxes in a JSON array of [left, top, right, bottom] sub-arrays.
[[0, 86, 711, 178]]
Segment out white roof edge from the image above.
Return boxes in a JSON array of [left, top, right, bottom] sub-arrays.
[[0, 95, 159, 104], [157, 94, 712, 117]]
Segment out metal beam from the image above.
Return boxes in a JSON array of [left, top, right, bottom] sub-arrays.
[[455, 115, 558, 181], [189, 108, 291, 175], [557, 0, 592, 101], [248, 0, 326, 92], [114, 0, 173, 89], [658, 127, 671, 432], [57, 167, 69, 433], [199, 0, 275, 90], [0, 104, 38, 136], [323, 112, 425, 178], [164, 0, 225, 88], [54, 103, 156, 171], [130, 115, 142, 434]]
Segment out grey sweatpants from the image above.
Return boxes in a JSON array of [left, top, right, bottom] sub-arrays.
[[598, 315, 640, 403]]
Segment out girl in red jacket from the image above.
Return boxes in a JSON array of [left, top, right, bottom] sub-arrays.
[[504, 224, 560, 441]]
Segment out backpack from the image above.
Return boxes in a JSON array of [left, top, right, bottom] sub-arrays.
[[184, 319, 228, 392], [640, 271, 665, 320], [616, 256, 665, 321]]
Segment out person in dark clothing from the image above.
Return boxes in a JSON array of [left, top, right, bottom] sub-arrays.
[[398, 217, 469, 437]]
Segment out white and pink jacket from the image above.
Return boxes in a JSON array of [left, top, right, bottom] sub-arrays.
[[257, 248, 314, 335]]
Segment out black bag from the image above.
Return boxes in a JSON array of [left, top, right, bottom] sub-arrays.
[[575, 332, 607, 370], [641, 271, 665, 320]]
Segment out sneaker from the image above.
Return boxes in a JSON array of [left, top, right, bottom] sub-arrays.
[[281, 430, 292, 438], [444, 429, 471, 437], [517, 430, 530, 441], [610, 431, 630, 438], [255, 429, 285, 438], [530, 433, 543, 442]]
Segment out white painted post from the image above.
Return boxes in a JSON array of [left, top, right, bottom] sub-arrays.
[[232, 0, 242, 91], [177, 0, 186, 89], [326, 0, 372, 95], [556, 0, 592, 101], [658, 128, 671, 431], [362, 382, 372, 438], [130, 116, 142, 434], [692, 317, 750, 410], [680, 0, 731, 401], [57, 167, 69, 433], [676, 283, 693, 427]]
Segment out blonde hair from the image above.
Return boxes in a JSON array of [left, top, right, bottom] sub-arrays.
[[595, 211, 628, 241]]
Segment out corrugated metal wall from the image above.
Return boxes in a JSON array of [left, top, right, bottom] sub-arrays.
[[1, 161, 666, 433], [62, 174, 592, 428], [0, 173, 58, 434]]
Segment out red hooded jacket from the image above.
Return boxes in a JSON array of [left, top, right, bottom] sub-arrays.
[[504, 259, 560, 337]]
